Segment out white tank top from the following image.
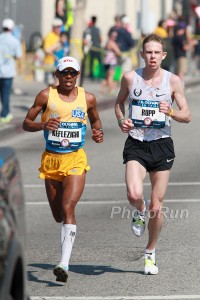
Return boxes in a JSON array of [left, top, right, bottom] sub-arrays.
[[128, 68, 172, 142]]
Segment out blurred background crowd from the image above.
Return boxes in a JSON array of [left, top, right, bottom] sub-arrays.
[[0, 0, 200, 122]]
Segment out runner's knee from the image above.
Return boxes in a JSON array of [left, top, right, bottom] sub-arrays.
[[127, 190, 143, 205], [62, 201, 76, 216], [149, 203, 162, 217]]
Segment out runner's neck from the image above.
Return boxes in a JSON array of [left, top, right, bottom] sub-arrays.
[[142, 68, 163, 89]]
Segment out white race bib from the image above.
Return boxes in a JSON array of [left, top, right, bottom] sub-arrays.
[[131, 99, 166, 128], [47, 122, 82, 149]]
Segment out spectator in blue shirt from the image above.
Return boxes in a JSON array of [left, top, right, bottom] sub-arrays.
[[54, 31, 70, 66], [0, 18, 22, 123], [111, 15, 135, 74]]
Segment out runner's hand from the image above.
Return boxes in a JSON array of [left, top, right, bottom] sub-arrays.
[[119, 118, 134, 133], [92, 129, 104, 143], [159, 101, 171, 115], [44, 117, 60, 130]]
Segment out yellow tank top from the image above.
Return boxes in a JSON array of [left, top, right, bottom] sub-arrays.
[[42, 86, 88, 153]]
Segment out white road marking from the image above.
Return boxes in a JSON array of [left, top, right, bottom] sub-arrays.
[[25, 182, 200, 205], [30, 295, 200, 300], [24, 182, 200, 188], [26, 199, 200, 205]]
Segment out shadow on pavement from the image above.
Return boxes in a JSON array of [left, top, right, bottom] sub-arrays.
[[28, 263, 143, 282], [27, 268, 64, 287]]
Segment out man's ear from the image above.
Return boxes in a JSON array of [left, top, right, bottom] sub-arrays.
[[162, 51, 167, 60], [55, 70, 59, 78], [140, 50, 144, 59]]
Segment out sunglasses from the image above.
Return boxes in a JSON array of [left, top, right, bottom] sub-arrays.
[[58, 69, 79, 77]]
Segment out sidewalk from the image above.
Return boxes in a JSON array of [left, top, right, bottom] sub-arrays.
[[0, 72, 199, 139]]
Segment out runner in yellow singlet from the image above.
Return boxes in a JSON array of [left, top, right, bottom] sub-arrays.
[[23, 56, 103, 282]]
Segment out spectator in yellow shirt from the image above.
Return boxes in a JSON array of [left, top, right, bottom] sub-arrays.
[[154, 19, 171, 71], [154, 20, 168, 38], [43, 18, 63, 85]]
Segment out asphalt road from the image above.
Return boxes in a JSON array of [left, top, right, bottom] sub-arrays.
[[1, 86, 200, 300]]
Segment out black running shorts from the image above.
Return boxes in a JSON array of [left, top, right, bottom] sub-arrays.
[[123, 136, 175, 172]]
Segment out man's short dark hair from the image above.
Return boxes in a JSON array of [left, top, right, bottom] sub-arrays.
[[142, 33, 165, 51]]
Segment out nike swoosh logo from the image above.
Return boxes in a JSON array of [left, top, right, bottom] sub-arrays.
[[156, 94, 165, 97], [167, 158, 174, 162]]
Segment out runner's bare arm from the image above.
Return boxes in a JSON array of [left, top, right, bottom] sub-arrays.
[[115, 72, 134, 132], [167, 74, 191, 123], [22, 88, 60, 132], [86, 92, 103, 143]]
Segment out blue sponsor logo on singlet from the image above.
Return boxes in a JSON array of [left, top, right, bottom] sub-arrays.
[[72, 108, 85, 119], [60, 122, 80, 129]]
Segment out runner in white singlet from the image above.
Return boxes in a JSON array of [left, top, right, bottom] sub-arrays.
[[115, 34, 191, 275]]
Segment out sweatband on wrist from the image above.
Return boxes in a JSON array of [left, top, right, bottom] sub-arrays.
[[169, 108, 174, 117], [118, 118, 125, 125]]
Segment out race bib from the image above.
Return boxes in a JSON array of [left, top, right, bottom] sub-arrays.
[[48, 122, 82, 149], [131, 99, 166, 128]]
